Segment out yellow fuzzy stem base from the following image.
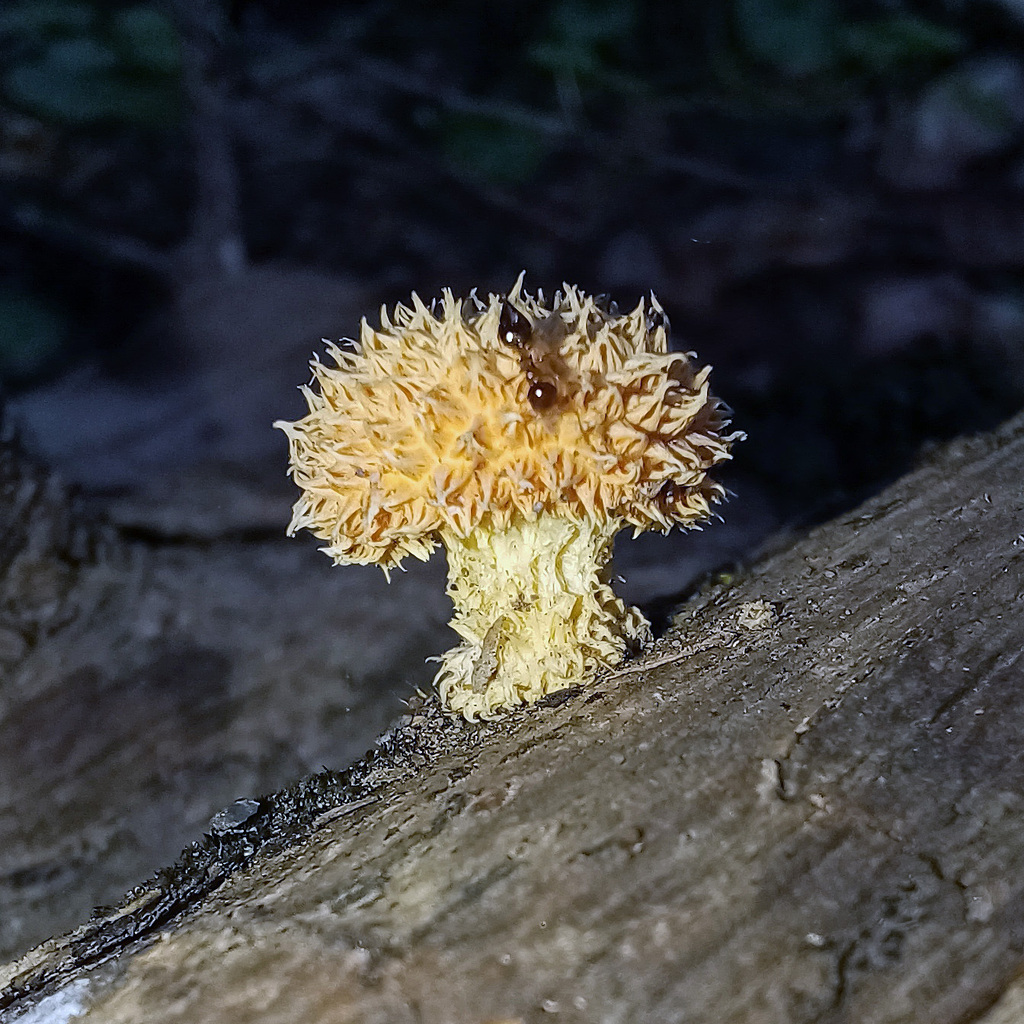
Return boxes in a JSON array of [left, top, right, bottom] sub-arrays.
[[435, 513, 650, 719]]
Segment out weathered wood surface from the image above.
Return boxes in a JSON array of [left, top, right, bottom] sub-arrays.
[[0, 445, 452, 963], [0, 443, 758, 968], [2, 410, 1024, 1023]]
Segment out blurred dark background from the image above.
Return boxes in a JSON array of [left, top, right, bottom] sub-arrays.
[[3, 0, 1024, 965], [4, 0, 1024, 519]]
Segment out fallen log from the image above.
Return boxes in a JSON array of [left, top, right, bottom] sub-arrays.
[[2, 409, 1023, 1024], [0, 446, 450, 963]]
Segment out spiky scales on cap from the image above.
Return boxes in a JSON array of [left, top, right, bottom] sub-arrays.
[[275, 275, 740, 719]]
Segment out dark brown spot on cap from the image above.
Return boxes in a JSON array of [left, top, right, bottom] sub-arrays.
[[666, 359, 691, 385], [498, 300, 533, 348], [656, 479, 690, 508], [665, 358, 694, 405], [646, 306, 669, 335], [527, 380, 558, 410]]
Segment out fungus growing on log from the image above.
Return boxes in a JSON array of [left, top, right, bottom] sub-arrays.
[[275, 276, 739, 719]]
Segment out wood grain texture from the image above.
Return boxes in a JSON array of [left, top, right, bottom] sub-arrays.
[[2, 410, 1023, 1024], [0, 446, 450, 963]]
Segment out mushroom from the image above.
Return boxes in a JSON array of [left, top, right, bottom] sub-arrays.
[[275, 276, 740, 720]]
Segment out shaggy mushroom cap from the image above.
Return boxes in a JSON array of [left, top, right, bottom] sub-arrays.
[[276, 276, 739, 718]]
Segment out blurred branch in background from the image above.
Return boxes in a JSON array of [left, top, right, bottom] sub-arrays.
[[3, 0, 246, 282], [169, 0, 245, 280], [0, 0, 1021, 516]]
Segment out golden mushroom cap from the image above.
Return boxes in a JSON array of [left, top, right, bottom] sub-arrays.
[[276, 276, 739, 570]]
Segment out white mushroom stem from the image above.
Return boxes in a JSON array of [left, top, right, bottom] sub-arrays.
[[435, 511, 651, 719]]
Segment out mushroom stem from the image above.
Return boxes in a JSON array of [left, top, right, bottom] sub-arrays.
[[436, 511, 650, 719]]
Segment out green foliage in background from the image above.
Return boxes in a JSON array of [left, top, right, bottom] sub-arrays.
[[529, 0, 638, 86], [0, 0, 182, 128], [439, 115, 548, 187], [725, 0, 964, 102], [433, 0, 966, 184], [0, 286, 69, 385]]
